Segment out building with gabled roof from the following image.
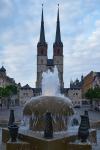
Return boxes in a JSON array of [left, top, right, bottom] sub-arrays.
[[0, 66, 16, 88], [82, 71, 100, 97]]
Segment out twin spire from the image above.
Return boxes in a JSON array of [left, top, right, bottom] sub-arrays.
[[39, 4, 45, 43], [55, 4, 61, 44], [39, 4, 62, 44]]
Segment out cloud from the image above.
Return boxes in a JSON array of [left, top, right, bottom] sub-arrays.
[[0, 0, 14, 19], [63, 18, 100, 86], [0, 0, 100, 88], [1, 43, 36, 86]]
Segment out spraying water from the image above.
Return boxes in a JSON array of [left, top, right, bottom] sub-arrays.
[[23, 66, 74, 132], [42, 66, 60, 96]]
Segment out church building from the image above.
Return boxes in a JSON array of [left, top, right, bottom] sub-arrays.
[[36, 5, 64, 90]]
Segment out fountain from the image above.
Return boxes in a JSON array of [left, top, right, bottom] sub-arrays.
[[2, 67, 96, 150], [23, 67, 74, 132]]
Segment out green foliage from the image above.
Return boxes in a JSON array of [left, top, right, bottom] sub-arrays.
[[0, 87, 3, 97], [0, 85, 17, 97], [4, 85, 17, 97], [0, 85, 18, 106], [85, 87, 100, 100], [94, 87, 100, 99]]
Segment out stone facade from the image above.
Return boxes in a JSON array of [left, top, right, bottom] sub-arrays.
[[19, 84, 41, 105], [36, 6, 64, 90], [61, 87, 82, 106], [92, 72, 100, 88], [82, 71, 100, 97], [19, 84, 33, 105], [68, 88, 82, 105], [0, 66, 19, 106], [0, 66, 15, 88], [66, 78, 83, 105]]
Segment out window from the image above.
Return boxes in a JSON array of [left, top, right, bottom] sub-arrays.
[[23, 93, 28, 96]]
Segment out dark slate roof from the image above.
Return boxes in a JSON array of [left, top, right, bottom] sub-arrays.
[[6, 76, 15, 83], [47, 59, 54, 66], [96, 72, 100, 77], [33, 88, 42, 93], [53, 5, 63, 47], [0, 66, 6, 72], [70, 78, 82, 89], [55, 6, 61, 43], [60, 88, 69, 93], [37, 6, 47, 47], [39, 5, 45, 43], [22, 84, 32, 89]]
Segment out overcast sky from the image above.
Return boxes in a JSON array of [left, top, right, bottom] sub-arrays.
[[0, 0, 100, 87]]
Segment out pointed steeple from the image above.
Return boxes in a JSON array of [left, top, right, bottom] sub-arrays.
[[55, 4, 62, 44], [39, 4, 45, 43]]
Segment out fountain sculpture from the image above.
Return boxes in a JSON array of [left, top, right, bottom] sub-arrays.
[[23, 67, 74, 132], [2, 67, 96, 150]]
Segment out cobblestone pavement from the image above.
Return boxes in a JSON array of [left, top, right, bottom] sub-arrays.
[[73, 107, 100, 149], [0, 106, 100, 123], [74, 107, 100, 123], [0, 106, 100, 149]]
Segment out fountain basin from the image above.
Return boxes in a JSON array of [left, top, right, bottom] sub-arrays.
[[2, 128, 96, 150], [23, 96, 74, 131]]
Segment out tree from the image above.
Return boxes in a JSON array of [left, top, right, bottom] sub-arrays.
[[0, 85, 18, 109], [94, 87, 100, 99], [85, 88, 100, 107], [5, 85, 18, 109], [0, 87, 4, 105]]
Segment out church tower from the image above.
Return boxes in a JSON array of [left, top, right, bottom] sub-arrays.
[[53, 5, 64, 89], [36, 4, 64, 90], [36, 5, 48, 88]]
